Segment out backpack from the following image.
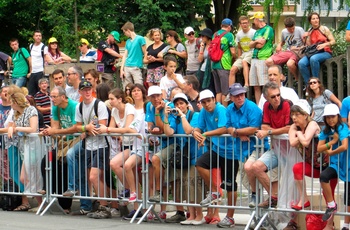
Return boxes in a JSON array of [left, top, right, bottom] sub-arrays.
[[208, 31, 228, 62], [97, 49, 103, 62], [163, 44, 186, 73], [79, 99, 111, 127], [79, 99, 111, 149], [0, 179, 22, 211], [30, 43, 45, 67]]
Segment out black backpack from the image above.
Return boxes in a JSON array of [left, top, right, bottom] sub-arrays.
[[163, 44, 186, 73], [0, 179, 22, 211]]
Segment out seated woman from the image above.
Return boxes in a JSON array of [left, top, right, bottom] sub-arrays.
[[306, 77, 341, 126], [45, 37, 72, 65], [298, 12, 335, 84], [318, 104, 349, 230]]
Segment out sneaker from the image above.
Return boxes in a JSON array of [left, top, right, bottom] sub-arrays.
[[87, 205, 111, 219], [129, 192, 137, 203], [224, 94, 231, 102], [283, 220, 298, 230], [341, 227, 350, 230], [165, 213, 186, 223], [249, 194, 256, 208], [123, 209, 143, 220], [258, 196, 278, 208], [71, 209, 90, 216], [110, 208, 119, 217], [62, 190, 78, 197], [217, 216, 235, 228], [322, 204, 337, 221], [118, 189, 130, 199], [200, 192, 221, 207], [149, 192, 161, 203]]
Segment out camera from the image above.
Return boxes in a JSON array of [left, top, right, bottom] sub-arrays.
[[171, 108, 178, 115]]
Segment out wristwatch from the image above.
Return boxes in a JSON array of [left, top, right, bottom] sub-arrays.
[[267, 130, 272, 135]]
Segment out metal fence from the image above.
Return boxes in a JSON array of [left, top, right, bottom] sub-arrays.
[[0, 132, 349, 229]]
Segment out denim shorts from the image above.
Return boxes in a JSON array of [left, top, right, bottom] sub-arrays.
[[258, 149, 278, 171]]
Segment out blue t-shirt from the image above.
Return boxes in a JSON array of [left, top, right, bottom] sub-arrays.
[[197, 102, 233, 159], [319, 123, 349, 181], [168, 110, 206, 165], [340, 96, 350, 120], [145, 101, 174, 149], [347, 20, 350, 30], [125, 35, 146, 68], [226, 98, 269, 161]]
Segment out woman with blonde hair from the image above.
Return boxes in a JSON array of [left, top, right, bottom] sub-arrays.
[[8, 92, 44, 211], [144, 28, 167, 86]]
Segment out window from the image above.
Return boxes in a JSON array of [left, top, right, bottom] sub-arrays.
[[301, 0, 332, 10]]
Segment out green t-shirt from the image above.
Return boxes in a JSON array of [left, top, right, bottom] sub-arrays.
[[12, 48, 30, 78], [252, 25, 274, 60], [212, 29, 236, 70], [52, 99, 78, 140]]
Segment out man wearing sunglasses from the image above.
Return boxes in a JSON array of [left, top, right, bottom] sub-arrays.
[[184, 27, 201, 76], [247, 82, 293, 209]]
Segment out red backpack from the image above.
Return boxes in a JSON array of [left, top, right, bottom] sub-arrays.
[[208, 31, 228, 62], [97, 49, 103, 62]]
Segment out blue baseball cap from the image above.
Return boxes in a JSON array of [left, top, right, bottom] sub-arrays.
[[222, 18, 233, 27]]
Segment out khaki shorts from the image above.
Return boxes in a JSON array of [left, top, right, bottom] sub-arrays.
[[183, 165, 206, 203], [233, 52, 253, 69], [249, 59, 269, 86], [123, 66, 143, 88]]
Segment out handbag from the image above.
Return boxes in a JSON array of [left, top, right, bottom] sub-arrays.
[[169, 143, 189, 169], [297, 137, 329, 170], [56, 136, 80, 159], [291, 45, 306, 60], [304, 42, 325, 58]]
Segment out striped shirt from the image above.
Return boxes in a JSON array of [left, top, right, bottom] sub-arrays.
[[34, 90, 51, 126]]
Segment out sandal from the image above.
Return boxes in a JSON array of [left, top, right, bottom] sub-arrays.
[[204, 216, 212, 224], [14, 203, 31, 211], [209, 217, 220, 225]]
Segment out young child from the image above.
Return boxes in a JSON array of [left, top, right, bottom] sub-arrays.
[[318, 104, 349, 230], [159, 56, 185, 100]]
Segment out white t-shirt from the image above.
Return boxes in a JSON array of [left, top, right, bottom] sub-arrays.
[[185, 39, 201, 71], [236, 28, 256, 53], [75, 99, 109, 150], [111, 103, 135, 145], [281, 26, 305, 50], [160, 74, 185, 100], [30, 43, 48, 73], [258, 86, 299, 110], [129, 108, 147, 156], [66, 86, 80, 102]]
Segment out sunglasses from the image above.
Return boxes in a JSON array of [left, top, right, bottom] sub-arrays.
[[125, 88, 131, 91], [270, 93, 281, 99], [166, 35, 172, 38], [309, 81, 318, 85], [187, 32, 195, 36]]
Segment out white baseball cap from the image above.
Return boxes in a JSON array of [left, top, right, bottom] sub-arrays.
[[199, 89, 214, 101], [323, 104, 340, 116], [148, 85, 162, 96], [184, 26, 194, 35], [294, 99, 311, 115], [172, 93, 189, 104]]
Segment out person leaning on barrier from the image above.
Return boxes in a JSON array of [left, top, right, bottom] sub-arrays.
[[249, 82, 292, 209], [318, 104, 349, 228], [41, 86, 78, 213], [7, 92, 44, 211], [193, 89, 238, 228], [226, 83, 269, 209], [163, 93, 207, 225]]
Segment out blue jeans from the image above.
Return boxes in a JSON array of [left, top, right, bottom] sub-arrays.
[[298, 52, 332, 84], [66, 141, 91, 211], [12, 77, 27, 87]]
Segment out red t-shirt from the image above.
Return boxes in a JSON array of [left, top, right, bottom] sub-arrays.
[[262, 99, 293, 129]]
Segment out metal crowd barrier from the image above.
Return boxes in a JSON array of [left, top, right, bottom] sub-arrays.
[[0, 132, 349, 229]]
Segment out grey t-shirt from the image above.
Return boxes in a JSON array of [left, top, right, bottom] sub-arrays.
[[310, 89, 333, 122], [185, 39, 201, 71], [281, 26, 305, 49]]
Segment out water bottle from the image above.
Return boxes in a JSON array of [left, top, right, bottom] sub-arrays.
[[92, 116, 99, 128]]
